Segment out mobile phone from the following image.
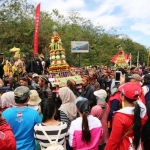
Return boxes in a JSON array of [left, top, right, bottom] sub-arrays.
[[115, 71, 121, 82]]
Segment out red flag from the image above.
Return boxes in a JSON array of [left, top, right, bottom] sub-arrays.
[[34, 3, 40, 54]]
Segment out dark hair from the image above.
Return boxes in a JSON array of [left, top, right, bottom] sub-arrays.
[[130, 67, 136, 71], [124, 96, 141, 149], [143, 74, 150, 85], [20, 77, 28, 82], [82, 112, 91, 144], [40, 98, 56, 122], [40, 75, 52, 90], [67, 80, 79, 97]]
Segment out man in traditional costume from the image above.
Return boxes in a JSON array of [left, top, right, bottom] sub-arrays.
[[12, 50, 25, 81]]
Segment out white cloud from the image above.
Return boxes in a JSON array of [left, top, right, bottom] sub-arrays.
[[29, 0, 150, 46], [131, 22, 150, 35]]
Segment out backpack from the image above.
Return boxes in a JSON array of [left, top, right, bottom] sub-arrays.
[[39, 122, 65, 150]]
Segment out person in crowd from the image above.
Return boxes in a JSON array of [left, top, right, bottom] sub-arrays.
[[105, 82, 147, 150], [2, 86, 41, 150], [31, 54, 43, 75], [10, 57, 14, 66], [31, 73, 40, 90], [89, 70, 100, 90], [12, 52, 25, 81], [28, 90, 42, 150], [0, 112, 16, 150], [91, 89, 110, 150], [141, 99, 150, 150], [130, 66, 139, 74], [3, 75, 9, 86], [59, 86, 77, 150], [128, 74, 142, 84], [8, 77, 19, 91], [0, 77, 4, 87], [38, 75, 52, 99], [142, 74, 150, 99], [69, 96, 103, 150], [67, 79, 79, 97], [45, 55, 51, 73], [0, 52, 4, 79], [97, 77, 108, 90], [0, 91, 15, 111], [58, 87, 76, 128], [81, 75, 96, 108], [22, 54, 31, 73], [22, 72, 31, 85], [39, 56, 45, 75], [141, 74, 150, 149], [19, 77, 34, 90], [28, 90, 41, 112], [34, 99, 68, 149]]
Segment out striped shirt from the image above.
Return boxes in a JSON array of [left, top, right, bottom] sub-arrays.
[[34, 122, 68, 149], [60, 110, 71, 129]]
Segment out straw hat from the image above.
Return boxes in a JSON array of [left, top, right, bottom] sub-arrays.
[[28, 90, 41, 105]]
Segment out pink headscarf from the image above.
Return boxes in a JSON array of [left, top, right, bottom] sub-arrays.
[[0, 92, 15, 109], [91, 105, 102, 119]]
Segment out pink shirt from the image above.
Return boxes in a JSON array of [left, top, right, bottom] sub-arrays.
[[69, 115, 103, 150]]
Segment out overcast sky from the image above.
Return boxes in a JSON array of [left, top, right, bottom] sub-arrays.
[[29, 0, 150, 48]]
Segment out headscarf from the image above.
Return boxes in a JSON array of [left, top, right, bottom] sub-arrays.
[[91, 105, 102, 119], [59, 87, 76, 120], [0, 92, 15, 108]]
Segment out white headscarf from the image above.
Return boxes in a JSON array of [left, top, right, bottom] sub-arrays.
[[0, 91, 15, 108], [59, 87, 77, 120]]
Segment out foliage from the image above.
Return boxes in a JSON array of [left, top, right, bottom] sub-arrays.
[[0, 0, 148, 66]]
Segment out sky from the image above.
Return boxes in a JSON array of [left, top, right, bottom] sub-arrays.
[[30, 0, 150, 48]]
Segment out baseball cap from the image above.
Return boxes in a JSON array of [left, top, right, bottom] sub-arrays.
[[128, 74, 142, 81], [14, 86, 30, 103], [94, 89, 107, 99], [118, 82, 142, 100], [32, 73, 39, 78]]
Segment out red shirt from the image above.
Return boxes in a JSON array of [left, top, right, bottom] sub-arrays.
[[105, 105, 147, 150], [0, 119, 16, 150]]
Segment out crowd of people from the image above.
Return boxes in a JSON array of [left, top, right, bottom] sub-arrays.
[[0, 52, 150, 150]]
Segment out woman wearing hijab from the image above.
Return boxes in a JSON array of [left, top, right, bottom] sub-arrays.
[[0, 91, 15, 111], [59, 86, 77, 150], [91, 89, 110, 150], [69, 97, 103, 150], [59, 87, 77, 128], [105, 82, 147, 150]]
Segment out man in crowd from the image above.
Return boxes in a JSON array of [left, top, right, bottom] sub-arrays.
[[22, 55, 31, 73], [31, 73, 40, 90], [81, 75, 96, 108], [19, 77, 34, 90], [89, 70, 100, 90], [30, 54, 43, 75], [2, 86, 41, 150], [8, 77, 19, 91]]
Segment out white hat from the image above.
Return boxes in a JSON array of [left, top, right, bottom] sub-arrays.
[[32, 73, 39, 78], [94, 89, 107, 99], [28, 90, 41, 105]]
